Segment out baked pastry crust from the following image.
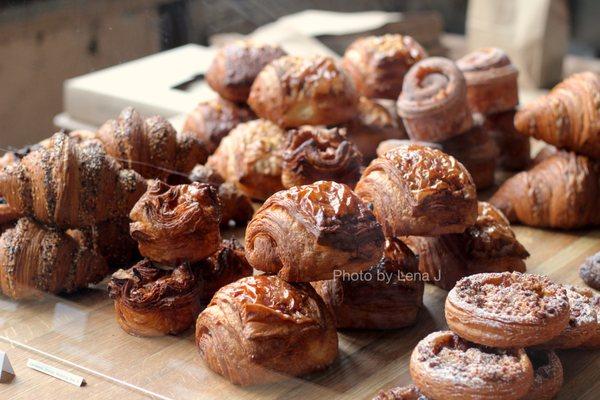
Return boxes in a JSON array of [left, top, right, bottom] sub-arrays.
[[445, 272, 570, 348], [355, 143, 477, 237], [373, 384, 429, 400], [485, 109, 531, 171], [245, 180, 384, 282], [410, 330, 534, 400], [195, 275, 338, 386], [248, 55, 358, 127], [580, 289, 600, 348], [579, 251, 600, 290], [521, 349, 563, 400], [376, 139, 441, 158]]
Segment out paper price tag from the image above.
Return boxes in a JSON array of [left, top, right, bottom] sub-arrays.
[[27, 359, 85, 387]]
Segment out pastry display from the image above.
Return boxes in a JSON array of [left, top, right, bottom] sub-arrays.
[[129, 180, 221, 265], [445, 272, 570, 348], [521, 349, 563, 400], [580, 251, 600, 290], [485, 109, 531, 171], [281, 126, 362, 188], [355, 143, 477, 237], [342, 34, 427, 100], [373, 385, 428, 400], [248, 55, 358, 127], [195, 275, 338, 386], [397, 57, 473, 142], [245, 180, 384, 282]]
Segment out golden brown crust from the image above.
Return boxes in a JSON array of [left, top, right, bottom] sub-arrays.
[[373, 384, 429, 400], [410, 331, 534, 400], [485, 109, 531, 171], [245, 180, 384, 282], [376, 139, 442, 157], [248, 55, 358, 127], [580, 251, 600, 290], [195, 275, 338, 386], [355, 143, 477, 237], [521, 349, 563, 400], [342, 34, 427, 100]]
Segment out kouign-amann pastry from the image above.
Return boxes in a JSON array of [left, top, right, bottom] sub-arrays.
[[580, 251, 600, 290], [342, 34, 427, 100], [485, 109, 531, 171], [521, 349, 564, 400], [355, 143, 477, 237], [195, 275, 338, 386], [246, 180, 384, 282], [373, 384, 429, 400], [281, 126, 362, 188], [248, 55, 358, 128]]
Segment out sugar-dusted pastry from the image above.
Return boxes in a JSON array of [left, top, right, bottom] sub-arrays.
[[206, 40, 286, 103], [248, 55, 358, 127], [245, 180, 384, 282], [206, 119, 285, 200], [342, 34, 427, 100], [580, 290, 600, 349], [521, 349, 563, 400], [355, 143, 477, 237], [445, 272, 570, 348], [129, 180, 221, 265], [580, 252, 600, 290], [313, 237, 423, 329], [373, 384, 429, 400], [195, 275, 338, 386], [457, 47, 519, 114], [109, 260, 202, 337], [485, 109, 531, 171], [397, 57, 473, 142], [410, 331, 534, 400], [281, 126, 362, 188]]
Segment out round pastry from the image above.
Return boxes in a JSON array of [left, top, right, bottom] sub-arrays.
[[342, 34, 427, 100], [373, 384, 429, 400], [484, 109, 531, 171], [281, 126, 363, 188], [205, 40, 287, 103], [355, 143, 477, 237], [580, 289, 600, 348], [129, 180, 221, 265], [206, 119, 285, 201], [312, 237, 423, 329], [248, 55, 358, 127], [457, 47, 519, 115], [397, 57, 473, 142], [182, 97, 255, 153], [245, 180, 384, 282], [445, 272, 570, 348], [410, 330, 534, 400], [580, 251, 600, 290], [109, 260, 202, 337], [521, 349, 563, 400], [376, 139, 441, 157], [195, 275, 338, 386]]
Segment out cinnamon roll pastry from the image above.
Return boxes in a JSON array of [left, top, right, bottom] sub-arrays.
[[355, 143, 477, 237], [206, 40, 286, 103], [410, 331, 534, 400], [521, 349, 563, 400], [206, 119, 285, 201], [195, 275, 338, 386], [373, 384, 429, 400], [248, 55, 358, 127], [109, 260, 202, 337], [376, 139, 441, 158], [281, 126, 362, 188], [342, 34, 427, 100], [129, 180, 221, 265], [485, 109, 531, 171], [580, 290, 600, 348], [312, 237, 423, 329], [245, 180, 384, 282], [445, 272, 570, 348], [397, 57, 473, 142], [457, 48, 519, 114], [580, 251, 600, 290]]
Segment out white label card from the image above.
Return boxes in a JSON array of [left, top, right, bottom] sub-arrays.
[[26, 359, 85, 387]]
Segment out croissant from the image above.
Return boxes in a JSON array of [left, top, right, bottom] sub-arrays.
[[514, 72, 600, 159], [485, 109, 531, 171], [0, 132, 147, 229], [0, 218, 109, 299], [281, 126, 363, 188], [490, 152, 600, 228], [73, 218, 139, 267]]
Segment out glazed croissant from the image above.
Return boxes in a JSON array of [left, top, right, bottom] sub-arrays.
[[514, 72, 600, 159], [0, 218, 109, 299]]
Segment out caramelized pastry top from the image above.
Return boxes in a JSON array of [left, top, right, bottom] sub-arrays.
[[188, 164, 225, 186], [457, 48, 517, 77], [356, 34, 426, 62]]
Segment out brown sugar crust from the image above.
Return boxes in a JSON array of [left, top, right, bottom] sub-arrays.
[[521, 349, 563, 400], [373, 384, 429, 400], [580, 251, 600, 290]]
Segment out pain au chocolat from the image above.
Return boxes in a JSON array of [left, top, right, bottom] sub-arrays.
[[195, 275, 338, 386], [245, 180, 384, 282]]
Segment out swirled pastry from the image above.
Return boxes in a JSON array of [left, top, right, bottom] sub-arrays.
[[521, 349, 563, 400], [397, 57, 473, 142], [245, 180, 384, 282], [312, 237, 423, 329], [355, 143, 477, 237], [580, 251, 600, 290], [129, 180, 221, 265], [342, 34, 427, 100], [485, 109, 531, 171], [248, 55, 358, 127], [206, 40, 286, 103], [206, 119, 285, 200], [373, 385, 429, 400], [195, 275, 338, 386], [109, 260, 202, 337], [281, 126, 362, 188]]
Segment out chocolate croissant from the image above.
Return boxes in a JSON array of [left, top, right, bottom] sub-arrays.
[[245, 180, 384, 282], [355, 143, 477, 237], [514, 72, 600, 159], [485, 109, 531, 171], [281, 126, 363, 188], [195, 275, 338, 386]]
